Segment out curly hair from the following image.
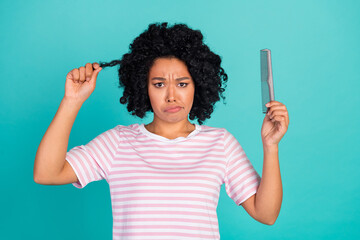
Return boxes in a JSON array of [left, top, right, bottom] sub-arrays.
[[98, 22, 228, 125]]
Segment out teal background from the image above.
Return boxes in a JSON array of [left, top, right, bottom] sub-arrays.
[[1, 0, 359, 239]]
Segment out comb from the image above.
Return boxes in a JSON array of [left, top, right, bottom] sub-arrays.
[[260, 49, 275, 114]]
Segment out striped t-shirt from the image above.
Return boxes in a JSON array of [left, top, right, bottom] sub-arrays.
[[65, 123, 261, 240]]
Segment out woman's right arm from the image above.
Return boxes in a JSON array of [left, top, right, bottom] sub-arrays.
[[33, 98, 82, 185], [33, 62, 102, 185]]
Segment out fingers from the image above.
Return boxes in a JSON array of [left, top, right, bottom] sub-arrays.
[[70, 62, 102, 84], [266, 100, 281, 106], [267, 107, 286, 117], [266, 101, 286, 115], [90, 65, 102, 84], [266, 101, 289, 125], [79, 66, 86, 82], [85, 63, 93, 81], [72, 69, 80, 83], [92, 62, 100, 69], [268, 109, 287, 121]]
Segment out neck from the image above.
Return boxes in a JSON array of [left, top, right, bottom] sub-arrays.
[[145, 118, 195, 139]]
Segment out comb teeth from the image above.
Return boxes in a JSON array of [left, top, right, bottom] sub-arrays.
[[260, 49, 275, 113], [260, 49, 270, 82]]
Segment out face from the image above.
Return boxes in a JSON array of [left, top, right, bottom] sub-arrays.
[[147, 57, 195, 124]]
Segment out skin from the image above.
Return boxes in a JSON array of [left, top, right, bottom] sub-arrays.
[[241, 101, 289, 225], [144, 56, 290, 225], [145, 57, 196, 139]]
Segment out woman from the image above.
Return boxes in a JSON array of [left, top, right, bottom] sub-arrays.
[[34, 22, 289, 239]]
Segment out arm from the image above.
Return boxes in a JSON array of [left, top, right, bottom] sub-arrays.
[[241, 100, 288, 225], [33, 97, 83, 183], [34, 62, 102, 184], [241, 145, 282, 225]]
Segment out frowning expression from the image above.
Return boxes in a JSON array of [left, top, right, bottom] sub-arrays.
[[147, 57, 195, 123]]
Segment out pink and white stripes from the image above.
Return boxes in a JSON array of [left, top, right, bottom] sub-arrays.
[[65, 123, 261, 240]]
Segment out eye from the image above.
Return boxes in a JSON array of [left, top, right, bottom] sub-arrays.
[[153, 83, 164, 88], [178, 83, 188, 87]]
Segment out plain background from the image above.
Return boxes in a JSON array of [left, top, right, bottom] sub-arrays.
[[1, 0, 359, 239]]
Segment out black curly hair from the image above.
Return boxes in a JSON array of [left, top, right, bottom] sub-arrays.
[[98, 22, 228, 125]]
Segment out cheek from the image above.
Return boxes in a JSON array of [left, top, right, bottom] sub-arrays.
[[148, 90, 162, 108], [185, 88, 195, 104]]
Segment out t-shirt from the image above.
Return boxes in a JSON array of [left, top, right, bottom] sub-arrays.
[[65, 123, 261, 240]]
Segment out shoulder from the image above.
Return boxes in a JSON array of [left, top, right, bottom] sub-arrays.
[[200, 124, 231, 133], [115, 123, 141, 133], [201, 126, 240, 146], [113, 123, 143, 139], [198, 124, 228, 139]]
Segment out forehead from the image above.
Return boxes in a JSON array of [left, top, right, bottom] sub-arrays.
[[149, 57, 190, 76]]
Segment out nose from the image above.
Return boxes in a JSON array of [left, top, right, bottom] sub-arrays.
[[166, 83, 176, 102]]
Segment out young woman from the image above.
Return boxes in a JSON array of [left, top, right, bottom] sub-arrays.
[[34, 22, 289, 240]]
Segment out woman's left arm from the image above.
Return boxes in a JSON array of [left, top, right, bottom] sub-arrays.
[[241, 100, 289, 225], [254, 144, 282, 225]]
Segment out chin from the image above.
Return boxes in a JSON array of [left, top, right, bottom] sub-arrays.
[[163, 116, 186, 123], [157, 112, 189, 123]]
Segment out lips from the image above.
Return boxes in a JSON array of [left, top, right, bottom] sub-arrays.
[[165, 105, 182, 112]]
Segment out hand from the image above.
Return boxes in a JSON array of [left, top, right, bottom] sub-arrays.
[[261, 100, 289, 147], [64, 62, 102, 103]]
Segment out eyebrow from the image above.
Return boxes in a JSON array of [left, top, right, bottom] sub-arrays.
[[151, 77, 190, 81]]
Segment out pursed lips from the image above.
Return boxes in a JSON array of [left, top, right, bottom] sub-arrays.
[[164, 106, 182, 112]]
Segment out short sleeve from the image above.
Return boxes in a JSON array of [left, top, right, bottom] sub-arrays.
[[65, 126, 120, 189], [223, 129, 261, 206]]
